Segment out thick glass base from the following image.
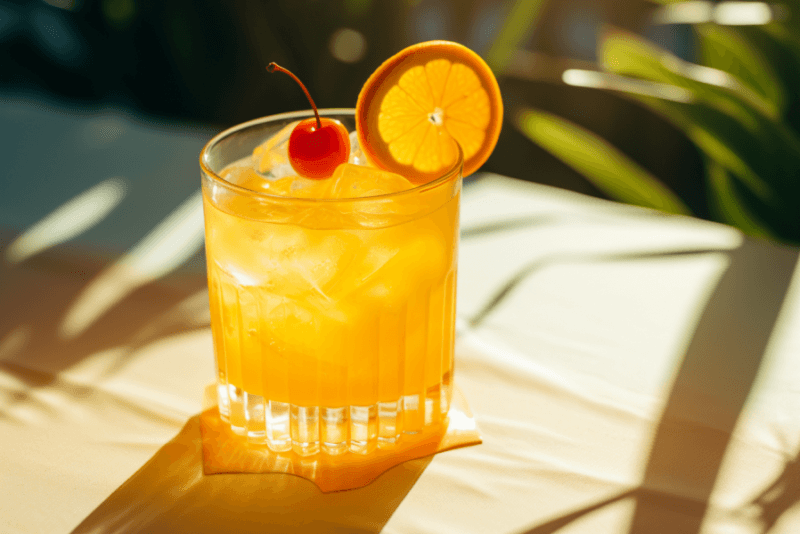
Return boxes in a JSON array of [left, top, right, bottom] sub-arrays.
[[218, 381, 451, 456]]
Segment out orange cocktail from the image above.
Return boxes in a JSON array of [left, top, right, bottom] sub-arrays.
[[200, 40, 502, 459], [200, 111, 462, 456]]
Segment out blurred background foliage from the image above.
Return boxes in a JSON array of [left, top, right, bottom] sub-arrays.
[[512, 0, 800, 245], [2, 0, 798, 244]]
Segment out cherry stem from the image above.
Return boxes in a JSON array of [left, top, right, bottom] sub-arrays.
[[267, 62, 321, 130]]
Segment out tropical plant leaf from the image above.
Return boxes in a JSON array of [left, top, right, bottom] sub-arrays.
[[601, 28, 774, 124], [515, 107, 691, 215], [706, 161, 776, 240], [696, 24, 785, 117], [761, 21, 800, 88], [617, 91, 799, 234], [599, 29, 800, 208], [485, 0, 548, 73]]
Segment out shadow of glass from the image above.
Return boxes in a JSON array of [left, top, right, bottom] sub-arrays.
[[509, 237, 800, 534], [70, 415, 432, 534]]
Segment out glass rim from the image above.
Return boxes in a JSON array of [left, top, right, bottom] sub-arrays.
[[199, 108, 464, 205]]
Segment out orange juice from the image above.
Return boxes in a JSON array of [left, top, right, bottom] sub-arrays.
[[200, 111, 461, 456]]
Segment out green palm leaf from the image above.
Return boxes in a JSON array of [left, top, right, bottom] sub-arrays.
[[599, 30, 800, 225], [485, 0, 548, 73], [707, 161, 776, 240], [515, 107, 691, 215], [601, 28, 774, 125], [697, 24, 785, 117]]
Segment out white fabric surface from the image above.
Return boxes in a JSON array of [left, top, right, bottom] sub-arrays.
[[2, 174, 800, 533]]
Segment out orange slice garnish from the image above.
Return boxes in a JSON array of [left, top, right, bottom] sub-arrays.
[[356, 40, 503, 184]]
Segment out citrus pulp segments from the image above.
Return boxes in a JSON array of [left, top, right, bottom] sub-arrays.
[[356, 40, 503, 183]]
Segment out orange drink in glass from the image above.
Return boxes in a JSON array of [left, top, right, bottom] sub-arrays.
[[200, 110, 462, 456]]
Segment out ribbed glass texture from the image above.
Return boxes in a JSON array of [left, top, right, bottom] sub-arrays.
[[200, 110, 461, 457]]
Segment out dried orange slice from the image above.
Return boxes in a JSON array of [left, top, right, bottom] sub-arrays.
[[356, 40, 503, 184]]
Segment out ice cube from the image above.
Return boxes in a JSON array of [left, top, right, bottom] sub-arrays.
[[211, 222, 309, 287], [256, 290, 354, 367], [288, 176, 335, 198], [220, 156, 298, 194], [221, 161, 258, 186], [253, 121, 300, 178], [260, 175, 301, 197], [289, 232, 363, 298], [263, 161, 296, 180], [348, 130, 365, 165], [350, 225, 447, 305], [219, 225, 362, 299], [326, 238, 399, 299], [328, 163, 412, 199], [221, 164, 275, 194], [258, 293, 318, 348], [219, 262, 264, 287]]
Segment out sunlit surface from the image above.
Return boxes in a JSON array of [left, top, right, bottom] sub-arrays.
[[6, 175, 800, 533], [129, 288, 210, 347], [4, 177, 128, 265], [562, 69, 694, 103], [58, 190, 204, 339], [653, 1, 775, 25]]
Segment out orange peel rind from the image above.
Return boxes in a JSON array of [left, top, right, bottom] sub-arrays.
[[356, 40, 503, 184]]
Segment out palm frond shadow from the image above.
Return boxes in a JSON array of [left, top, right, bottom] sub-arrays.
[[460, 214, 567, 240], [97, 287, 212, 380], [750, 440, 800, 533], [497, 239, 800, 534], [0, 247, 208, 422], [518, 488, 710, 534], [0, 361, 189, 428], [468, 246, 729, 329]]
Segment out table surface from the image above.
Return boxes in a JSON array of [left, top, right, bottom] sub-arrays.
[[3, 97, 800, 534]]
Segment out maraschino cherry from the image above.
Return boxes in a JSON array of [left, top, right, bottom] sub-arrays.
[[267, 62, 350, 179]]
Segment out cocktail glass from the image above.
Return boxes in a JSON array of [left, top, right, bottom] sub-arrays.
[[199, 109, 462, 457]]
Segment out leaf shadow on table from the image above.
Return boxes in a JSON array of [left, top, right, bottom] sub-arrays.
[[470, 236, 800, 534], [0, 229, 209, 360], [748, 439, 800, 533], [69, 414, 432, 534], [0, 180, 207, 379], [1, 202, 432, 533], [0, 239, 210, 410], [460, 213, 567, 240]]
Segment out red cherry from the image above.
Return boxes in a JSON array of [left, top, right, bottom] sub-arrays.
[[287, 117, 350, 179], [268, 62, 350, 179]]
